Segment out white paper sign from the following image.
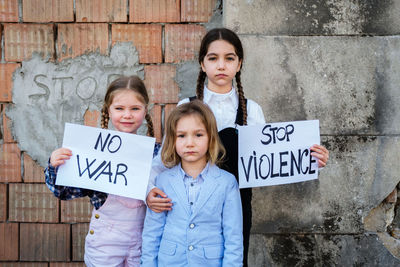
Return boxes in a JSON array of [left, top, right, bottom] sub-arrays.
[[56, 123, 155, 200], [238, 120, 320, 188]]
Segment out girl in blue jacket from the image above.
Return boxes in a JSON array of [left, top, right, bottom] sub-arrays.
[[141, 100, 243, 267]]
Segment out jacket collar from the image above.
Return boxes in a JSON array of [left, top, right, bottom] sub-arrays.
[[167, 163, 221, 217]]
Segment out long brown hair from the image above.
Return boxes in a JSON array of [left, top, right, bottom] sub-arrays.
[[100, 75, 154, 137], [195, 27, 247, 125], [161, 100, 225, 168]]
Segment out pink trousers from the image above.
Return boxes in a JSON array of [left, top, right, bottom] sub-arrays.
[[84, 194, 146, 267]]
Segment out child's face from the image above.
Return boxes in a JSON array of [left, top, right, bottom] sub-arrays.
[[201, 39, 242, 94], [175, 114, 209, 169], [108, 90, 146, 134]]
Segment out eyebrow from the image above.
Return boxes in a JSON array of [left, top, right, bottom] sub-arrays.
[[176, 128, 207, 133], [206, 52, 237, 57]]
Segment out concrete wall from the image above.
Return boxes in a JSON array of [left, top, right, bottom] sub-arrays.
[[225, 0, 400, 266]]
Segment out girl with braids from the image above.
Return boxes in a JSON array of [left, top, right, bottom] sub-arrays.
[[146, 28, 329, 266], [44, 75, 160, 267]]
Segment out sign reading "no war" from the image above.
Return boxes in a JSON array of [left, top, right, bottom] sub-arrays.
[[56, 123, 155, 200], [238, 120, 320, 189]]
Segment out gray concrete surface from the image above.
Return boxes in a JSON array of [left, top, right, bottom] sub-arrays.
[[225, 0, 400, 35], [225, 0, 400, 265]]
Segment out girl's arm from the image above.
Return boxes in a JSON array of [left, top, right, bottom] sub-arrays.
[[141, 180, 168, 266], [146, 149, 172, 212], [222, 176, 243, 266], [45, 148, 102, 205]]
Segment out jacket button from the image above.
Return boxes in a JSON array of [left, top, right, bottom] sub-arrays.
[[89, 230, 94, 235], [188, 245, 194, 251], [95, 214, 100, 219], [189, 223, 195, 229]]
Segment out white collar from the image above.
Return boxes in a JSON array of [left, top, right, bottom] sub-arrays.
[[203, 86, 238, 108]]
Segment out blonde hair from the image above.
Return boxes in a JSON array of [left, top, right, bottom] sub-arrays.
[[100, 75, 154, 137], [161, 100, 225, 168]]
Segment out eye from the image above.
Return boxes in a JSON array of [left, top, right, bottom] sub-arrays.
[[196, 133, 203, 137], [132, 107, 140, 111], [177, 134, 185, 138], [227, 57, 235, 61], [207, 56, 217, 61], [115, 107, 123, 110]]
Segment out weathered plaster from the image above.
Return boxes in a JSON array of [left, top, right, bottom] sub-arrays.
[[6, 43, 143, 167], [225, 0, 400, 35]]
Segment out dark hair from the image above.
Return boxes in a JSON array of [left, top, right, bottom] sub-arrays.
[[100, 75, 154, 137], [161, 100, 225, 168], [196, 27, 247, 124]]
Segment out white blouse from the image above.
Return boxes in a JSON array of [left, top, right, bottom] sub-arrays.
[[178, 86, 266, 130]]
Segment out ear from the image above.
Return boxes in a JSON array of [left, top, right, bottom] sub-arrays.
[[201, 61, 206, 72], [236, 59, 242, 72]]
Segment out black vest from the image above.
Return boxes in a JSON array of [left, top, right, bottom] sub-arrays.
[[189, 96, 247, 182]]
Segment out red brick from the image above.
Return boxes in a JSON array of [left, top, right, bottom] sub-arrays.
[[22, 0, 73, 22], [76, 0, 127, 22], [4, 24, 54, 62], [51, 263, 86, 267], [0, 63, 20, 102], [57, 23, 109, 61], [0, 143, 21, 182], [164, 103, 177, 130], [72, 223, 89, 261], [150, 104, 162, 143], [23, 153, 45, 183], [112, 24, 162, 63], [0, 0, 19, 22], [0, 223, 18, 260], [61, 197, 92, 223], [385, 188, 397, 203], [84, 109, 100, 128], [0, 184, 6, 221], [130, 0, 180, 22], [144, 65, 179, 104], [165, 24, 206, 63], [181, 0, 216, 22], [20, 223, 70, 261], [9, 183, 59, 222], [1, 104, 17, 143], [0, 263, 48, 267]]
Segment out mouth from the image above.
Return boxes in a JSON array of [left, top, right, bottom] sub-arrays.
[[120, 122, 134, 126], [216, 74, 227, 78]]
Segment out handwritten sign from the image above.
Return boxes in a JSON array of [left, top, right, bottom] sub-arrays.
[[56, 123, 155, 200], [238, 120, 320, 188]]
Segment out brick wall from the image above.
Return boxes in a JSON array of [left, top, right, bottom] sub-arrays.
[[0, 0, 217, 265]]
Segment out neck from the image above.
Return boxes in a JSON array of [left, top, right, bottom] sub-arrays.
[[207, 83, 232, 94], [181, 160, 207, 179]]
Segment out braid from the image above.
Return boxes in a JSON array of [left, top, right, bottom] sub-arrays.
[[100, 105, 109, 129], [236, 71, 247, 125], [145, 113, 155, 137], [196, 69, 206, 100]]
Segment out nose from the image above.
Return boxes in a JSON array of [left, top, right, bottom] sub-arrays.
[[217, 58, 225, 69], [123, 110, 133, 118], [186, 135, 195, 146]]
